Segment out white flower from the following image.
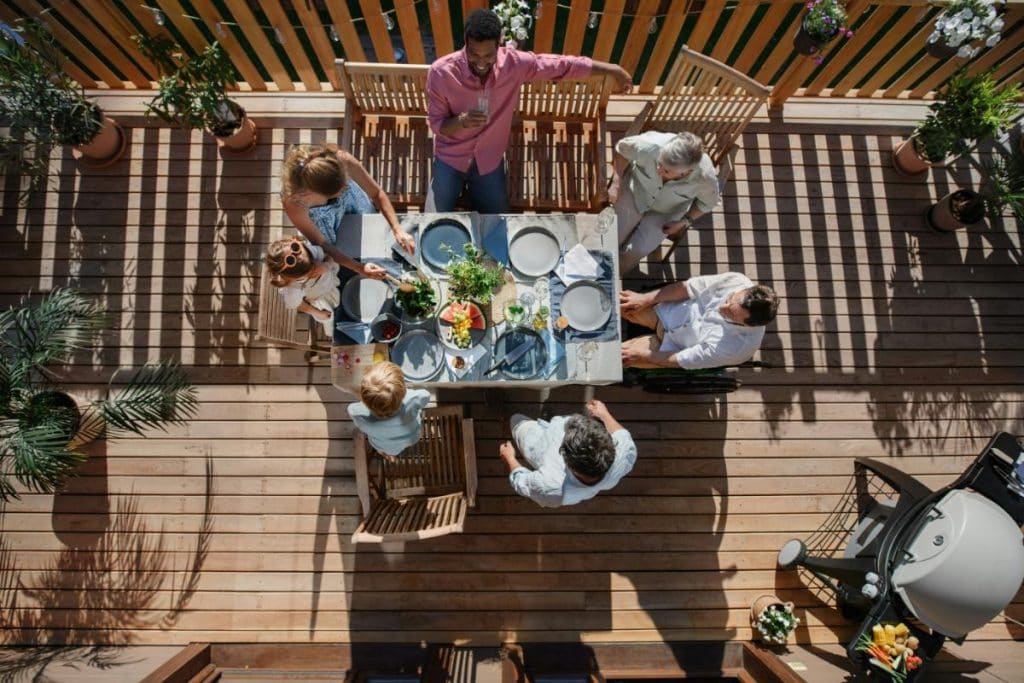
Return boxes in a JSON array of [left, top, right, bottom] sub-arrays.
[[515, 27, 528, 40], [992, 17, 1004, 31], [946, 17, 961, 30], [510, 15, 523, 29], [957, 44, 973, 57], [986, 32, 1001, 46], [957, 8, 973, 21]]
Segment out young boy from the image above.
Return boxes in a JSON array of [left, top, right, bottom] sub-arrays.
[[347, 362, 431, 457], [498, 399, 637, 507]]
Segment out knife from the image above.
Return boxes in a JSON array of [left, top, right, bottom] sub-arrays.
[[485, 337, 537, 375]]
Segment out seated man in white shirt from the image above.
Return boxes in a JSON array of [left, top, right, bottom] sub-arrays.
[[620, 272, 779, 369], [499, 400, 636, 508], [610, 130, 721, 274]]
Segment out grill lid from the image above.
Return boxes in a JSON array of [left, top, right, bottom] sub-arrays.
[[892, 489, 1024, 638]]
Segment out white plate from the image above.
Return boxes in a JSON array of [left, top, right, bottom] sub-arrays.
[[391, 330, 444, 382], [508, 226, 561, 277], [560, 280, 611, 332], [341, 277, 392, 323]]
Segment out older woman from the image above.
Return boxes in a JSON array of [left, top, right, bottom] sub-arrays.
[[609, 131, 720, 274]]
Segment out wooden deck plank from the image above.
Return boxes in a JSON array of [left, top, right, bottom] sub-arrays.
[[1, 98, 1022, 672]]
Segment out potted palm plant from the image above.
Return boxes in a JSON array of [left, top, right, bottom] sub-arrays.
[[893, 70, 1021, 175], [927, 148, 1024, 231], [0, 20, 126, 201], [135, 35, 257, 153], [0, 289, 199, 501]]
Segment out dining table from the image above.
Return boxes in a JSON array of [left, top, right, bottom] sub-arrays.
[[330, 211, 622, 391]]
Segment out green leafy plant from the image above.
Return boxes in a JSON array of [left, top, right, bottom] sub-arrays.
[[0, 20, 103, 200], [982, 149, 1024, 222], [754, 603, 799, 644], [914, 70, 1022, 161], [134, 35, 242, 137], [443, 244, 506, 304], [0, 289, 199, 501], [395, 278, 438, 318]]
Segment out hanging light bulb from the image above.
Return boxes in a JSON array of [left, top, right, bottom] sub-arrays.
[[274, 27, 285, 44], [150, 7, 165, 26], [329, 24, 340, 42], [535, 2, 542, 19], [383, 11, 395, 31], [649, 17, 658, 34], [588, 12, 598, 29], [214, 22, 226, 38]]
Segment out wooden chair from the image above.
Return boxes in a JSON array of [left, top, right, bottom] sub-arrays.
[[255, 262, 331, 363], [336, 60, 433, 210], [508, 75, 612, 212], [352, 406, 477, 544], [625, 45, 771, 262]]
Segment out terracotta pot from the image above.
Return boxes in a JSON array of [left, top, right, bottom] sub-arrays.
[[927, 189, 985, 232], [793, 16, 838, 55], [926, 40, 957, 59], [72, 113, 127, 168], [892, 137, 934, 176], [215, 114, 258, 154], [751, 593, 785, 622]]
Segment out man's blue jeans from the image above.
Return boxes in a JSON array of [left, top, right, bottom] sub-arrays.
[[426, 158, 510, 214]]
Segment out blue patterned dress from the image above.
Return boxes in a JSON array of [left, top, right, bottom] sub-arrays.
[[305, 181, 376, 244]]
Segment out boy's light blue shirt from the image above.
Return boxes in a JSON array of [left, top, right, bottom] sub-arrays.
[[348, 389, 431, 456]]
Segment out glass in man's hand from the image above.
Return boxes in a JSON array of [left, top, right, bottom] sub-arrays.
[[475, 90, 490, 117]]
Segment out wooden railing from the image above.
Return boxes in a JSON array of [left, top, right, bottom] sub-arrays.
[[0, 0, 1020, 103]]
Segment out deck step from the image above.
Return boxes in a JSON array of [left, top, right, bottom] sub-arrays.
[[215, 670, 347, 682], [190, 663, 220, 683]]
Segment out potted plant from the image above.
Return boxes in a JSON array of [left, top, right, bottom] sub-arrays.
[[135, 35, 257, 153], [928, 148, 1024, 231], [0, 289, 199, 501], [926, 0, 1005, 59], [926, 188, 986, 231], [892, 70, 1022, 175], [444, 244, 507, 305], [751, 594, 799, 645], [0, 20, 126, 200], [493, 0, 534, 49], [793, 0, 855, 60]]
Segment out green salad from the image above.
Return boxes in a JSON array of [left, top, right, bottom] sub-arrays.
[[395, 279, 437, 317]]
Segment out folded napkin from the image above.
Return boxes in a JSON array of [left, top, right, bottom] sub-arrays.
[[549, 250, 618, 343], [541, 329, 566, 378], [335, 320, 374, 345], [445, 344, 489, 379], [556, 244, 600, 285], [482, 219, 510, 266]]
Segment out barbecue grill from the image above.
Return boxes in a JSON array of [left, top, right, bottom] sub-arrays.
[[777, 432, 1024, 679]]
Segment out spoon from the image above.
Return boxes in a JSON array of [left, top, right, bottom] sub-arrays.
[[383, 272, 417, 293]]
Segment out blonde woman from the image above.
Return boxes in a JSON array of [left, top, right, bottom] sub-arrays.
[[280, 145, 415, 279]]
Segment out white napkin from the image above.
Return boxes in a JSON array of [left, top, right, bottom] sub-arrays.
[[445, 345, 489, 378], [556, 244, 599, 285]]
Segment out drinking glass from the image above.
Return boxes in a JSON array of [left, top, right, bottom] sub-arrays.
[[533, 276, 549, 300], [595, 206, 615, 244], [576, 341, 598, 381], [476, 89, 490, 117], [518, 291, 536, 318]]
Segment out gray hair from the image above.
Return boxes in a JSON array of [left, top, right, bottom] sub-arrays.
[[657, 132, 703, 171]]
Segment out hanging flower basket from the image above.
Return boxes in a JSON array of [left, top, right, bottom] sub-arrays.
[[793, 0, 855, 62], [751, 594, 800, 645], [927, 0, 1005, 60], [493, 0, 534, 50]]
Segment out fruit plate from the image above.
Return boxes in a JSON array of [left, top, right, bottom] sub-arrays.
[[436, 301, 488, 351]]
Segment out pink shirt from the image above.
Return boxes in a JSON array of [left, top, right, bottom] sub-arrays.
[[427, 48, 592, 175]]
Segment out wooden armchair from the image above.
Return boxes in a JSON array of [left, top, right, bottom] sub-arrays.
[[255, 262, 331, 363], [625, 45, 771, 262], [336, 60, 432, 209], [508, 75, 612, 212], [352, 406, 477, 544]]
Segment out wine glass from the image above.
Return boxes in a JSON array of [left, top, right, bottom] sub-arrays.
[[595, 206, 615, 245], [518, 291, 536, 318], [576, 341, 598, 381], [533, 276, 549, 301]]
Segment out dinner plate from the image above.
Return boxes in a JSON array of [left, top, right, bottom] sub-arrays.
[[436, 301, 488, 351], [340, 276, 392, 323], [420, 218, 473, 270], [390, 330, 444, 382], [508, 226, 560, 277], [492, 327, 548, 381], [560, 280, 611, 332]]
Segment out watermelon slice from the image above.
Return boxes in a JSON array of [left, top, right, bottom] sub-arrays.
[[469, 305, 485, 330], [440, 302, 470, 325]]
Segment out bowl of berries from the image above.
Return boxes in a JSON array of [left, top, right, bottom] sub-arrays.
[[437, 300, 487, 350], [370, 313, 403, 344]]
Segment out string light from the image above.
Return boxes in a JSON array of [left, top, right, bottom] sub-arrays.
[[535, 2, 542, 19], [273, 26, 285, 44], [588, 12, 598, 29], [329, 25, 340, 42], [382, 11, 395, 31], [214, 21, 226, 38], [649, 17, 658, 34], [148, 6, 165, 26]]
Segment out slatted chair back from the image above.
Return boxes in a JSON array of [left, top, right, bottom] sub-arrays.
[[627, 44, 770, 167], [508, 75, 612, 211], [352, 406, 477, 543], [255, 262, 331, 361]]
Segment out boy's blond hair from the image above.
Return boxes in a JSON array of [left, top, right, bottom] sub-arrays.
[[360, 361, 406, 418]]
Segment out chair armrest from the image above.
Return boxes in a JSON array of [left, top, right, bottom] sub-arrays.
[[624, 101, 654, 138], [462, 418, 477, 507], [353, 433, 372, 517]]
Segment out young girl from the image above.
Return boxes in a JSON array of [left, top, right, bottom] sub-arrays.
[[280, 144, 415, 280], [265, 236, 341, 336], [348, 361, 431, 458]]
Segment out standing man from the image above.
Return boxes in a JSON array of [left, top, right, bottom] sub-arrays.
[[498, 400, 637, 508], [620, 272, 779, 369], [426, 9, 633, 213]]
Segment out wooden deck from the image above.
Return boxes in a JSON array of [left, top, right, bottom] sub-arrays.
[[1, 94, 1023, 679]]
